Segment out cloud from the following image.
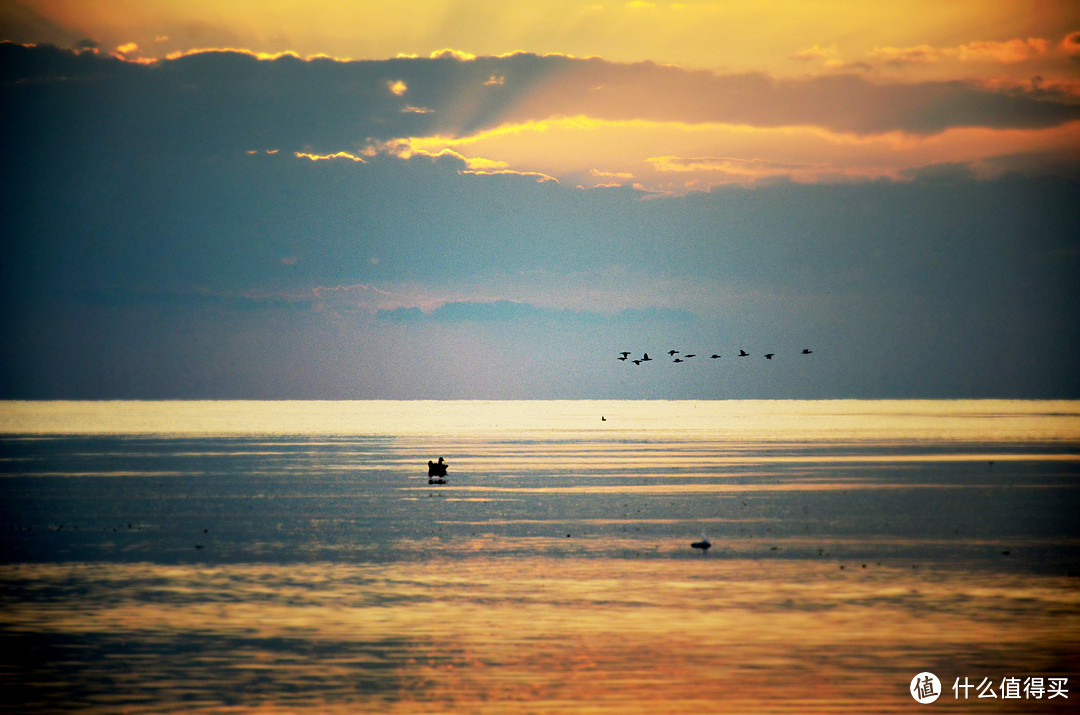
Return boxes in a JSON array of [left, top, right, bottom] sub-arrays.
[[869, 44, 940, 66], [430, 48, 477, 61], [5, 43, 1078, 160], [955, 38, 1049, 63], [376, 299, 694, 325], [295, 151, 367, 162], [1064, 31, 1080, 58], [792, 44, 839, 62], [869, 37, 1052, 66]]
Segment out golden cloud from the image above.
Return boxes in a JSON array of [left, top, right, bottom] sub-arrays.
[[294, 151, 367, 162], [374, 115, 1080, 191]]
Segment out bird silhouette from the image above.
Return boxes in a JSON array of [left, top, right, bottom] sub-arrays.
[[668, 350, 679, 356], [764, 353, 774, 359], [802, 348, 813, 354], [632, 359, 642, 365], [710, 354, 721, 359], [673, 358, 684, 363], [684, 354, 696, 358], [738, 350, 749, 357], [691, 532, 711, 552], [642, 353, 652, 361]]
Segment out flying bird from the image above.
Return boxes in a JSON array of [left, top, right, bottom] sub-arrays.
[[764, 353, 774, 359], [618, 352, 631, 360], [642, 353, 652, 361], [710, 354, 721, 359], [673, 358, 684, 363], [802, 348, 813, 354], [738, 350, 749, 357], [684, 354, 696, 358], [632, 359, 642, 365], [668, 350, 679, 356]]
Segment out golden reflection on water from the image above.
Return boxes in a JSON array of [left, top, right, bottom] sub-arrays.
[[1, 558, 1076, 714], [2, 400, 1078, 713], [3, 399, 1079, 442]]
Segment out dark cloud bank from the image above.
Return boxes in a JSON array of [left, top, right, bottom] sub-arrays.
[[2, 44, 1078, 398]]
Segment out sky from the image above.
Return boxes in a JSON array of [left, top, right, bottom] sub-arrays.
[[1, 0, 1079, 399]]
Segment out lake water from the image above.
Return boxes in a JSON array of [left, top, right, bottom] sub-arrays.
[[1, 400, 1078, 713]]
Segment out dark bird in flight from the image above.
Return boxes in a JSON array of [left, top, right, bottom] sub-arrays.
[[802, 348, 813, 354], [691, 532, 711, 552], [673, 358, 684, 363], [632, 359, 642, 365], [764, 353, 774, 359], [618, 352, 631, 360], [668, 350, 679, 356], [710, 354, 721, 359], [618, 355, 628, 361], [642, 353, 652, 361], [738, 350, 749, 357], [684, 354, 696, 358]]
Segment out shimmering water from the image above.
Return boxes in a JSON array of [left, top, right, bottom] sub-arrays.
[[1, 400, 1078, 712]]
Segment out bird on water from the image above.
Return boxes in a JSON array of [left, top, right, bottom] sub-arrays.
[[691, 532, 712, 552]]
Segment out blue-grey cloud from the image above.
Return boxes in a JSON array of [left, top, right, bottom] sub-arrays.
[[4, 42, 1078, 163]]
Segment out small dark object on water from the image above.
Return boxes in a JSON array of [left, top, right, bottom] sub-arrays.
[[691, 534, 711, 552], [427, 457, 448, 483]]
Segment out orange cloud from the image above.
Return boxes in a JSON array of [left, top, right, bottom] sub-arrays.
[[955, 38, 1049, 63], [869, 44, 940, 65], [870, 37, 1050, 66], [1062, 31, 1080, 57], [388, 80, 408, 96]]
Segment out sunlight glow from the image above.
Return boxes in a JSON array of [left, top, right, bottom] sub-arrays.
[[379, 117, 1080, 190]]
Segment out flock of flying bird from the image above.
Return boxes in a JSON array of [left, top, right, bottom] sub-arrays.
[[618, 348, 813, 365]]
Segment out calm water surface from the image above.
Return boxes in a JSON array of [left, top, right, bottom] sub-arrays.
[[1, 400, 1078, 713]]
